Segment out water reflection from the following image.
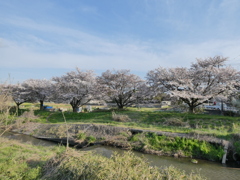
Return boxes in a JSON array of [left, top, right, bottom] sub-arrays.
[[2, 131, 57, 146]]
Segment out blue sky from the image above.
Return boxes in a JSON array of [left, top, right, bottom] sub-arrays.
[[1, 0, 240, 83]]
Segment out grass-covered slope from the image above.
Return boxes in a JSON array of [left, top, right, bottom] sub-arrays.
[[23, 107, 240, 139], [0, 137, 206, 180]]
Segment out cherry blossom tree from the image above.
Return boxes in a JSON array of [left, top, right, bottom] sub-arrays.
[[97, 69, 148, 109], [22, 79, 53, 110], [52, 68, 100, 112], [10, 83, 30, 110], [230, 73, 240, 110], [147, 56, 238, 113]]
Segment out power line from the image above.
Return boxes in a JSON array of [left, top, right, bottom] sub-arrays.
[[229, 54, 240, 62], [226, 54, 240, 69]]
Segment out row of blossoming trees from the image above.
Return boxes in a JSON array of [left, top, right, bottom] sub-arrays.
[[3, 56, 240, 113]]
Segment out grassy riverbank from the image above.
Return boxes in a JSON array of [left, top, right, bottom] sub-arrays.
[[13, 105, 240, 162], [18, 105, 240, 139], [0, 137, 206, 180], [0, 137, 65, 179], [129, 132, 224, 161]]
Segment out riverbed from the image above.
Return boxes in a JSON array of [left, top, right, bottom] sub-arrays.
[[3, 132, 240, 180]]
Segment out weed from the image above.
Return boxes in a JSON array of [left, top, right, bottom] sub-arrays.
[[42, 149, 205, 180], [47, 125, 67, 138], [99, 137, 106, 141], [129, 132, 224, 161], [86, 135, 96, 143], [112, 111, 130, 122], [0, 82, 17, 136], [77, 132, 86, 140], [130, 134, 141, 142], [119, 131, 131, 137], [163, 118, 189, 127], [0, 137, 65, 180], [18, 108, 38, 123]]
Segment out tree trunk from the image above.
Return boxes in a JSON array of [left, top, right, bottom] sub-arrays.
[[71, 104, 79, 113], [70, 98, 81, 112], [14, 101, 23, 111], [118, 105, 124, 109], [188, 106, 194, 113], [40, 100, 44, 110], [115, 97, 125, 109], [221, 100, 224, 116], [117, 102, 124, 109]]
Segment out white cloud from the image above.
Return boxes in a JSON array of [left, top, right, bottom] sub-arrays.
[[2, 35, 240, 73], [1, 12, 240, 78]]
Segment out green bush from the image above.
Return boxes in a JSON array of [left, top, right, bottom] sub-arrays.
[[130, 134, 140, 142], [86, 136, 96, 143], [223, 110, 240, 117], [134, 132, 224, 161], [77, 132, 86, 140], [234, 141, 240, 155]]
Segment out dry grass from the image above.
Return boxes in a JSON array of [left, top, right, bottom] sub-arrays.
[[42, 148, 206, 180], [163, 118, 189, 127], [0, 136, 65, 179], [0, 83, 16, 136], [0, 136, 206, 180], [112, 111, 131, 122], [46, 125, 68, 138], [18, 108, 38, 121]]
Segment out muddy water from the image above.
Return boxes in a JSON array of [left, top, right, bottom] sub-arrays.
[[3, 132, 240, 180], [2, 131, 57, 146]]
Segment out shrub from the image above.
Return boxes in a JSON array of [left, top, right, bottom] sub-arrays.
[[0, 84, 17, 136], [18, 108, 38, 122], [42, 149, 205, 180], [224, 111, 238, 117], [130, 134, 141, 142], [134, 132, 224, 161], [163, 118, 189, 127], [86, 136, 96, 143], [233, 141, 240, 155], [112, 111, 130, 122], [47, 125, 67, 138], [77, 132, 86, 140]]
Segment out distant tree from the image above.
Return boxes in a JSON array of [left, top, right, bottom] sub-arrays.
[[10, 83, 30, 110], [97, 69, 148, 109], [230, 73, 240, 110], [52, 68, 100, 112], [147, 56, 238, 113], [22, 79, 53, 110]]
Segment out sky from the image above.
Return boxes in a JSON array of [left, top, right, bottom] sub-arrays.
[[1, 0, 240, 83]]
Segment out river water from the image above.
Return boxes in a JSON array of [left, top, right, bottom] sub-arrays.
[[3, 132, 240, 180]]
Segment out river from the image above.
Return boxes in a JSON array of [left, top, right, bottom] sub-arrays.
[[3, 132, 240, 180]]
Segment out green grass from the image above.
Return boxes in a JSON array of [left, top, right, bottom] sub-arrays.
[[42, 148, 205, 180], [0, 137, 65, 180], [130, 132, 224, 161], [0, 137, 206, 180], [15, 104, 240, 139]]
